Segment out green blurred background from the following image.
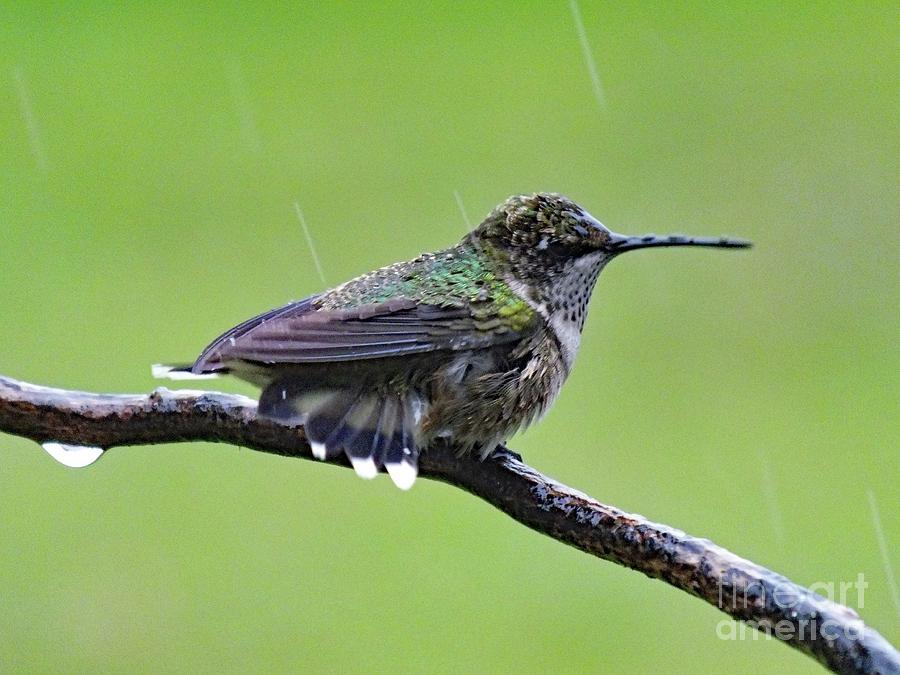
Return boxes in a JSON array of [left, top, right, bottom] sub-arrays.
[[1, 2, 897, 672]]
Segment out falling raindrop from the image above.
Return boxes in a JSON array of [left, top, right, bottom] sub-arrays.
[[293, 202, 327, 286], [453, 190, 472, 228], [42, 442, 105, 468]]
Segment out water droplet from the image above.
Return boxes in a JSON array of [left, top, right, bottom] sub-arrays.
[[42, 442, 105, 468]]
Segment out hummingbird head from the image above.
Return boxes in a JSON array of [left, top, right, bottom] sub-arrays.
[[469, 192, 750, 327], [473, 193, 750, 270], [473, 193, 616, 264]]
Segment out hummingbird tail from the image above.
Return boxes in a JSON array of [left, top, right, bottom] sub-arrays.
[[258, 381, 421, 490]]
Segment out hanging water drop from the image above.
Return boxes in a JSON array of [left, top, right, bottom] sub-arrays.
[[41, 442, 105, 468]]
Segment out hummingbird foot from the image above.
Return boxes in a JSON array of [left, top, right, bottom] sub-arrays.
[[487, 445, 522, 464]]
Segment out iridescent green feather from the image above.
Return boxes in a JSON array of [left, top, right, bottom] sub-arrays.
[[316, 243, 536, 333]]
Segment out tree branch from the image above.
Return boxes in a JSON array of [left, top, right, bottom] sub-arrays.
[[0, 374, 896, 674]]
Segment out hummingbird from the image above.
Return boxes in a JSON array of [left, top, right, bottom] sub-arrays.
[[155, 193, 750, 489]]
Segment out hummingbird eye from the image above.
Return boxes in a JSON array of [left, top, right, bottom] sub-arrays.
[[537, 238, 576, 260]]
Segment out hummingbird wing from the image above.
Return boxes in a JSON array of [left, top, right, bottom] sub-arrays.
[[191, 295, 535, 371]]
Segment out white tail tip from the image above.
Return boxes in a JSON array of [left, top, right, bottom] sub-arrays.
[[350, 456, 379, 480], [386, 460, 417, 490], [310, 441, 328, 461]]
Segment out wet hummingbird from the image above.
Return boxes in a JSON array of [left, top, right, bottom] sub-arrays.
[[155, 193, 750, 489]]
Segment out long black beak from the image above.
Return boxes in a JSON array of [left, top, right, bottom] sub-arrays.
[[607, 232, 752, 253]]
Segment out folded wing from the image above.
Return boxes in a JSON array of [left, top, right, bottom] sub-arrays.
[[192, 294, 531, 371]]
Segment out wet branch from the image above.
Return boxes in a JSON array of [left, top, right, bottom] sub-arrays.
[[0, 374, 897, 674]]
